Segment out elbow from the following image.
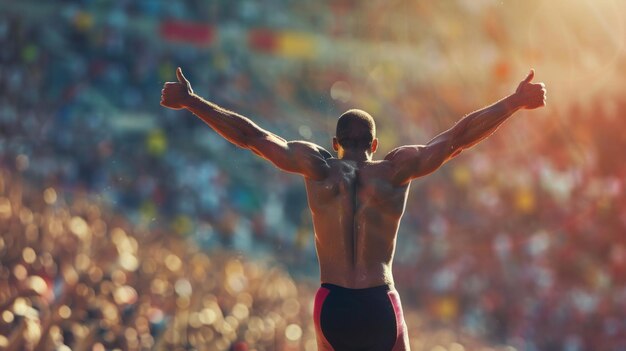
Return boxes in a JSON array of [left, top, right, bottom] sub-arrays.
[[237, 129, 265, 150], [450, 147, 463, 158], [249, 146, 264, 157], [231, 137, 252, 150], [442, 138, 464, 159]]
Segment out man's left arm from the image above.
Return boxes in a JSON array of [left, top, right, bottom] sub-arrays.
[[386, 69, 546, 185]]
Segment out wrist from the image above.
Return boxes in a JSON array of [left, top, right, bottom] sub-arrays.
[[183, 93, 200, 108], [505, 93, 525, 111]]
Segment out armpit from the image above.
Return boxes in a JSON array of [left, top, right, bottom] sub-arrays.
[[319, 147, 333, 159]]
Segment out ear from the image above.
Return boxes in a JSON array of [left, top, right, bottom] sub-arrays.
[[370, 138, 378, 153], [332, 137, 339, 152]]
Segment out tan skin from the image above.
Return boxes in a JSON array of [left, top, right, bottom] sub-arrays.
[[161, 68, 546, 289]]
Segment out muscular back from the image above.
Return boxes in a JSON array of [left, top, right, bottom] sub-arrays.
[[304, 158, 410, 289]]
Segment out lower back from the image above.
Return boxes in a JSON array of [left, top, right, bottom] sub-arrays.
[[317, 255, 395, 289]]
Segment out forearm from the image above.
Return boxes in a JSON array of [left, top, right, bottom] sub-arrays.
[[453, 93, 524, 150], [184, 94, 276, 148]]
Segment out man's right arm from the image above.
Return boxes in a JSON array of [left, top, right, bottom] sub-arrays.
[[161, 68, 331, 180], [385, 70, 546, 185]]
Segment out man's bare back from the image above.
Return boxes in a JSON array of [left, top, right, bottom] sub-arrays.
[[161, 67, 546, 350], [306, 158, 409, 288]]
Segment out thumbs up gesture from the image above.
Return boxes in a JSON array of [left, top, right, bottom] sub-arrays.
[[160, 67, 195, 110], [514, 69, 547, 110]]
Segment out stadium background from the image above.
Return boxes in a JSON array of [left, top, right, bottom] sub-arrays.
[[1, 0, 625, 350]]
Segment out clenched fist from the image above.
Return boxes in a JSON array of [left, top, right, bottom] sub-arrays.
[[515, 69, 546, 110], [160, 67, 194, 110]]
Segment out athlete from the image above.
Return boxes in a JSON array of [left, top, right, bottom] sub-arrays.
[[161, 67, 546, 351]]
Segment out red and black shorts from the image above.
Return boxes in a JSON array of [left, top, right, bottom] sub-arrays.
[[314, 283, 410, 351]]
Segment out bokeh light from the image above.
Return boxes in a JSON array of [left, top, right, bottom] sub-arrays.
[[1, 1, 626, 350]]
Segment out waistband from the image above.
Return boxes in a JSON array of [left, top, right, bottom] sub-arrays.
[[321, 282, 393, 294]]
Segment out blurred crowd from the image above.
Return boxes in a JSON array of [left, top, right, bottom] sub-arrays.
[[1, 0, 626, 350], [0, 169, 317, 350], [0, 170, 506, 350]]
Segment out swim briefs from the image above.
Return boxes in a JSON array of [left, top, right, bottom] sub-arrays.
[[313, 283, 409, 351]]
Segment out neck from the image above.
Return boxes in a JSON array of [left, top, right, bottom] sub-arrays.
[[340, 150, 372, 162]]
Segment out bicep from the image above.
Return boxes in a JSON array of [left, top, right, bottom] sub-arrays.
[[248, 133, 331, 180]]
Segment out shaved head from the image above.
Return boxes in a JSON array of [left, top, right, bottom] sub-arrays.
[[335, 109, 376, 150]]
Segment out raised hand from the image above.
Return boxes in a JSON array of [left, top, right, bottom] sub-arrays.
[[515, 69, 546, 109], [160, 67, 195, 110]]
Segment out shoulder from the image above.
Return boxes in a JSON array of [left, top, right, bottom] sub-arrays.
[[383, 145, 426, 162], [286, 141, 335, 180], [287, 140, 333, 159], [380, 145, 434, 185]]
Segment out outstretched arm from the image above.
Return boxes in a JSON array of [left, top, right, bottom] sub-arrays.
[[386, 69, 546, 185], [161, 68, 331, 180]]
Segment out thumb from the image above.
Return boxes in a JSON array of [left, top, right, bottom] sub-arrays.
[[522, 69, 535, 84], [176, 67, 189, 86]]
